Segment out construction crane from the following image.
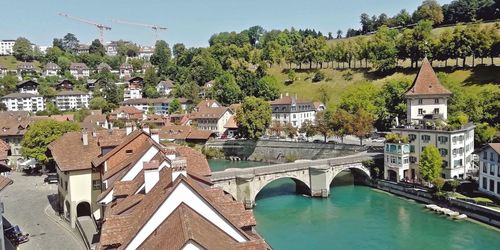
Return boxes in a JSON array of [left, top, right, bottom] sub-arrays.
[[59, 13, 112, 43], [112, 19, 167, 43]]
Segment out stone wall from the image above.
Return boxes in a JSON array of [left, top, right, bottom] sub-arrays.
[[206, 140, 365, 163]]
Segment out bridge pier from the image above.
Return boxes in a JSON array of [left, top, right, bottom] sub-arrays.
[[235, 174, 257, 209], [309, 165, 331, 197]]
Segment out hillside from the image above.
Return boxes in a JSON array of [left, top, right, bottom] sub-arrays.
[[0, 55, 42, 70], [269, 64, 500, 109]]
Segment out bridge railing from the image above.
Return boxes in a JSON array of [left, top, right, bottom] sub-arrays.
[[210, 153, 382, 181]]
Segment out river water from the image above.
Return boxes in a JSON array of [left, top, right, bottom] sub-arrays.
[[209, 160, 500, 250]]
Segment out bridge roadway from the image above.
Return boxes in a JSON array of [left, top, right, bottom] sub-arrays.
[[210, 152, 383, 208]]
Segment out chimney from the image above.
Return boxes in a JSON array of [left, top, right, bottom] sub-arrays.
[[142, 124, 150, 135], [151, 129, 160, 143], [125, 122, 132, 135], [82, 129, 88, 146], [144, 160, 160, 193]]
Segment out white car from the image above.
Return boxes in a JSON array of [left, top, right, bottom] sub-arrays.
[[371, 137, 386, 143]]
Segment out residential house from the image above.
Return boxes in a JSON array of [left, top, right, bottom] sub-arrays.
[[76, 44, 90, 54], [156, 79, 174, 96], [190, 106, 233, 137], [109, 106, 144, 121], [69, 63, 90, 79], [0, 64, 8, 76], [82, 110, 109, 130], [55, 79, 74, 91], [0, 139, 10, 167], [313, 101, 325, 112], [0, 40, 15, 55], [121, 97, 190, 115], [269, 94, 316, 128], [16, 80, 39, 94], [17, 62, 36, 76], [1, 93, 45, 112], [138, 46, 154, 60], [389, 58, 475, 180], [169, 113, 190, 126], [223, 116, 239, 138], [0, 111, 33, 163], [195, 99, 221, 111], [34, 114, 74, 122], [43, 62, 60, 76], [48, 129, 127, 228], [479, 143, 500, 199], [55, 90, 90, 111], [105, 42, 118, 56], [200, 80, 214, 98], [123, 83, 142, 101], [144, 114, 169, 127], [159, 125, 214, 143], [142, 62, 154, 73], [119, 63, 133, 79], [97, 62, 112, 73]]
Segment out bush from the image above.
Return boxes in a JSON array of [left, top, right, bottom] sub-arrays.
[[287, 69, 296, 82], [342, 70, 353, 81], [312, 70, 325, 82], [285, 153, 298, 163], [201, 147, 224, 159], [385, 133, 408, 143]]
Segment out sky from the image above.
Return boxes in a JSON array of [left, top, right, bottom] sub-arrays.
[[1, 0, 451, 48]]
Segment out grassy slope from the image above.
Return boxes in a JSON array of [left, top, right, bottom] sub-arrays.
[[0, 55, 42, 70], [271, 65, 500, 109]]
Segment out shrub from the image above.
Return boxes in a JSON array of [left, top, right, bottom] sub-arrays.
[[202, 147, 224, 159], [385, 133, 408, 143], [342, 70, 353, 81], [312, 70, 325, 82]]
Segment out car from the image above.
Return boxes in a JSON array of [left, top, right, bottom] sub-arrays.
[[297, 136, 307, 142], [313, 139, 323, 143], [327, 140, 337, 144], [371, 137, 386, 143], [44, 173, 58, 184]]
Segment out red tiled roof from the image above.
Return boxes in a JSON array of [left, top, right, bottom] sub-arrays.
[[405, 58, 452, 97], [224, 116, 238, 129], [0, 139, 10, 161], [269, 95, 312, 105]]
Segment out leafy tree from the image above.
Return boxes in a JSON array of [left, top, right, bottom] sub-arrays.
[[347, 109, 374, 145], [368, 26, 399, 72], [315, 111, 332, 142], [151, 40, 172, 76], [255, 76, 280, 100], [413, 0, 444, 24], [269, 121, 283, 137], [52, 38, 64, 50], [21, 120, 80, 163], [317, 83, 330, 105], [235, 97, 272, 140], [448, 111, 469, 129], [336, 30, 343, 39], [89, 39, 106, 56], [116, 40, 140, 57], [0, 75, 18, 96], [46, 102, 62, 115], [449, 179, 461, 193], [44, 46, 64, 64], [394, 9, 412, 26], [74, 108, 91, 122], [168, 98, 181, 114], [283, 122, 298, 139], [187, 49, 222, 85], [128, 58, 144, 72], [144, 86, 159, 98], [330, 109, 353, 143], [432, 177, 446, 192], [312, 70, 325, 82], [299, 119, 317, 138], [89, 97, 109, 111], [0, 103, 7, 111], [419, 145, 442, 183], [13, 37, 34, 61], [247, 26, 265, 47], [475, 123, 497, 145], [287, 69, 296, 82], [211, 72, 242, 105], [376, 78, 411, 130], [62, 33, 79, 53]]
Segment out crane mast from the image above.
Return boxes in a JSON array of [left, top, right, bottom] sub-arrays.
[[59, 13, 112, 44]]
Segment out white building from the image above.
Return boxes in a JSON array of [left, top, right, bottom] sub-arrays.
[[384, 141, 411, 181], [43, 62, 60, 76], [388, 58, 475, 180], [190, 102, 233, 137], [119, 63, 133, 78], [0, 40, 15, 55], [105, 42, 118, 56], [269, 94, 317, 128], [0, 64, 7, 76], [69, 63, 90, 79], [138, 46, 154, 60], [1, 93, 45, 112], [156, 79, 174, 96], [17, 62, 36, 76], [55, 90, 90, 111], [121, 98, 188, 115], [479, 143, 500, 199]]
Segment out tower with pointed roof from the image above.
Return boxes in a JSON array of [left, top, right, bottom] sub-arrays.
[[405, 58, 452, 124]]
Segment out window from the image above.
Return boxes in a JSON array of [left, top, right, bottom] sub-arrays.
[[434, 98, 439, 104], [497, 182, 500, 195], [491, 152, 495, 161], [483, 162, 487, 173], [433, 108, 439, 114], [438, 136, 448, 144], [483, 151, 488, 160], [410, 145, 415, 153], [489, 179, 495, 192], [408, 134, 417, 141], [439, 148, 448, 157], [418, 109, 423, 115], [390, 156, 396, 164], [410, 156, 417, 163], [403, 157, 409, 164], [92, 180, 101, 190], [397, 157, 402, 164], [418, 99, 423, 104], [421, 135, 430, 142], [490, 164, 496, 176], [482, 177, 487, 189], [453, 159, 463, 168]]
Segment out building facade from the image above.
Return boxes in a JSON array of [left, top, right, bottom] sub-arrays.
[[479, 144, 500, 199], [1, 93, 45, 112], [69, 63, 90, 79], [55, 91, 90, 111], [119, 63, 133, 78], [43, 62, 60, 76], [270, 94, 316, 128], [384, 142, 411, 181], [0, 40, 15, 55]]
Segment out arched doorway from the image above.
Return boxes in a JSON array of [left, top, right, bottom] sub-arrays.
[[76, 202, 91, 217], [254, 177, 311, 202]]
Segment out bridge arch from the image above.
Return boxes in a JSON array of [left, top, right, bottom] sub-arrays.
[[328, 164, 371, 185], [251, 175, 311, 202]]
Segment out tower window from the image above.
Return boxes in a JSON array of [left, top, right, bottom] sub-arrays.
[[418, 99, 423, 104], [435, 98, 439, 104]]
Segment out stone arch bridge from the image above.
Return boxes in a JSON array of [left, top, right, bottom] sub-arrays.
[[210, 153, 383, 208]]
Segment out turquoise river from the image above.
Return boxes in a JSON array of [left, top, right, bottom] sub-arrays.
[[208, 160, 500, 250]]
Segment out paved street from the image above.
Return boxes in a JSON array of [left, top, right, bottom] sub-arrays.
[[0, 172, 85, 250]]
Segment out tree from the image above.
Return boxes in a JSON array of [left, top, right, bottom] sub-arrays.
[[151, 40, 172, 76], [13, 37, 34, 61], [168, 98, 181, 114], [144, 86, 159, 98], [419, 145, 442, 184], [315, 111, 332, 142], [448, 111, 469, 129], [89, 97, 109, 111], [269, 121, 284, 137], [247, 26, 265, 47], [330, 109, 353, 143], [432, 177, 446, 192], [0, 75, 18, 96], [21, 120, 80, 163], [211, 72, 242, 105], [336, 30, 343, 39], [475, 123, 497, 145], [46, 102, 62, 115], [299, 119, 317, 139], [449, 179, 461, 193], [255, 76, 280, 100], [394, 9, 412, 26], [283, 123, 298, 139], [74, 108, 91, 122], [235, 97, 272, 140], [368, 26, 398, 72], [413, 0, 444, 24], [89, 39, 105, 56], [347, 109, 374, 145], [143, 67, 159, 89], [62, 33, 79, 53]]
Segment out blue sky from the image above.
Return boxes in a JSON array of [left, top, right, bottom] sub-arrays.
[[1, 0, 451, 48]]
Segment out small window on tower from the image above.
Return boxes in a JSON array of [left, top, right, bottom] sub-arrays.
[[435, 98, 439, 104], [418, 99, 423, 104]]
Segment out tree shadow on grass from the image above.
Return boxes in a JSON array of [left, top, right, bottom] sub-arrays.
[[462, 65, 500, 85]]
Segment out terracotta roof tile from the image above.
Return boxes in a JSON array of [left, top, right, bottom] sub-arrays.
[[405, 58, 452, 97], [224, 116, 238, 129]]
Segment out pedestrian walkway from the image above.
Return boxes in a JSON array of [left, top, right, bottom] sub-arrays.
[[76, 216, 98, 249]]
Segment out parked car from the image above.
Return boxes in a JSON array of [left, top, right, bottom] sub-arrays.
[[297, 136, 307, 142], [44, 173, 58, 184], [327, 140, 337, 144], [371, 137, 386, 143], [313, 139, 323, 143]]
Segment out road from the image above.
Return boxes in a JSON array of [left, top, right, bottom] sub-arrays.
[[0, 172, 85, 250]]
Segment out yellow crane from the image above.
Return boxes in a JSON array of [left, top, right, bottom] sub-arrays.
[[59, 13, 112, 43], [112, 19, 167, 43]]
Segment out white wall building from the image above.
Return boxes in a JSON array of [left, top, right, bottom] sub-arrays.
[[0, 40, 15, 55], [69, 63, 90, 79], [0, 64, 8, 76], [270, 94, 316, 128], [388, 58, 475, 180], [191, 107, 233, 137], [156, 80, 174, 96], [55, 91, 90, 111], [384, 142, 411, 181], [119, 63, 133, 78], [1, 93, 45, 112], [43, 62, 60, 76], [479, 144, 500, 199], [123, 86, 142, 101]]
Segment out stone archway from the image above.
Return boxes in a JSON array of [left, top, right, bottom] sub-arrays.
[[251, 176, 311, 203], [328, 164, 371, 186], [76, 201, 92, 217]]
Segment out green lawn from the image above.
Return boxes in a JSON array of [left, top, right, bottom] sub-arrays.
[[0, 55, 42, 70]]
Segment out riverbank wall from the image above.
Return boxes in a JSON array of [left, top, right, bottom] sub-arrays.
[[369, 180, 500, 228], [206, 140, 366, 163]]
